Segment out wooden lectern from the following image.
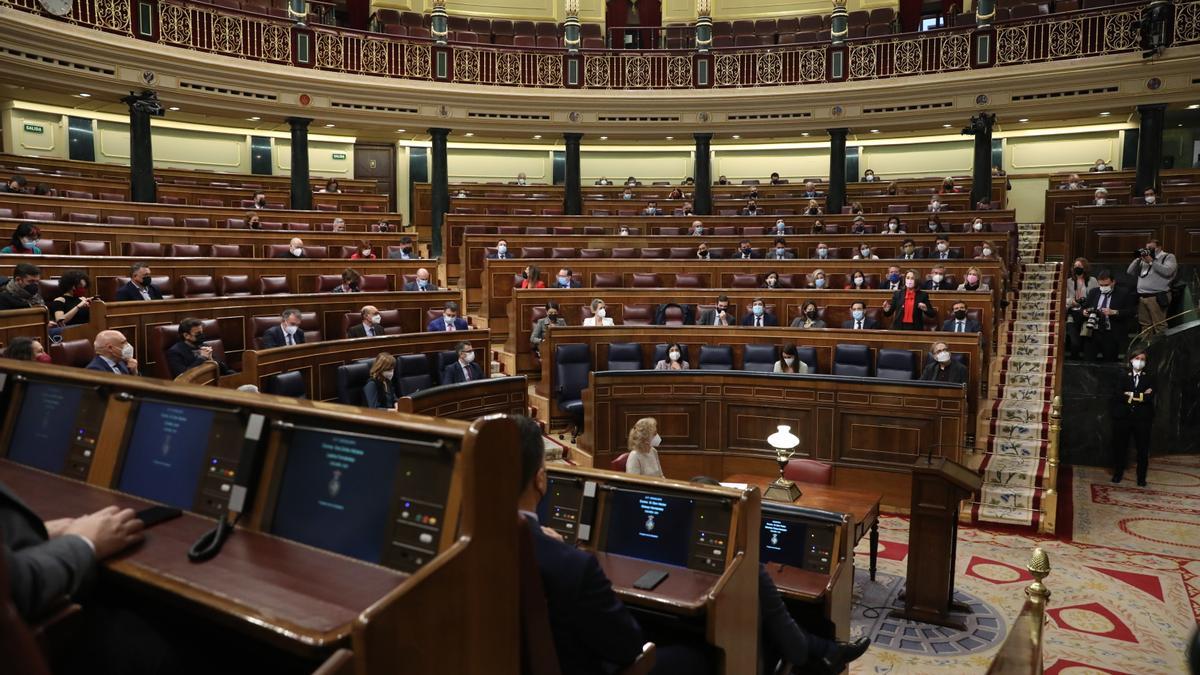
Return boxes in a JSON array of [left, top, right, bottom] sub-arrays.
[[891, 456, 982, 629]]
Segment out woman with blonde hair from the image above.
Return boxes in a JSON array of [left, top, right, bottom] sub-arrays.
[[957, 266, 989, 292], [625, 417, 663, 477]]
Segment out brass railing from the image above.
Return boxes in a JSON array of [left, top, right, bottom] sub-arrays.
[[987, 547, 1052, 675]]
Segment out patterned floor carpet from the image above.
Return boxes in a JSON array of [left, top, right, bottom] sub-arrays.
[[848, 455, 1200, 674]]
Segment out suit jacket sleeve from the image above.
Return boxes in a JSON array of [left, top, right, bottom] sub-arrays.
[[441, 364, 458, 384], [571, 552, 644, 667], [758, 566, 814, 666], [113, 285, 135, 302], [363, 380, 384, 409], [165, 344, 195, 378], [347, 324, 366, 339], [425, 319, 442, 332], [261, 327, 284, 349], [2, 512, 96, 621]]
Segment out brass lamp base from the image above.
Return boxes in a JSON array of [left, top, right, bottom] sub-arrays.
[[763, 478, 802, 502]]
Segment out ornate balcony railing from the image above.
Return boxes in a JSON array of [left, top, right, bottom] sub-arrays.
[[2, 0, 1197, 90]]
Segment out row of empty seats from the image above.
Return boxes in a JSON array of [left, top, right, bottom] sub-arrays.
[[489, 245, 989, 261], [2, 209, 389, 231], [532, 301, 983, 330], [24, 240, 412, 259], [30, 272, 417, 301], [0, 160, 363, 193]]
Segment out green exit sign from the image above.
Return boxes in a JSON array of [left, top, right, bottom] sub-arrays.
[[23, 123, 44, 134], [332, 152, 346, 160]]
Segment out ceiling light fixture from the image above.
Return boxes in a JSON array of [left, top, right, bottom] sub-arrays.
[[1099, 111, 1111, 116], [77, 93, 91, 98], [247, 116, 260, 121], [942, 124, 952, 128], [1018, 118, 1030, 122], [665, 136, 674, 140], [1188, 104, 1199, 110], [599, 136, 608, 140], [800, 132, 810, 137], [464, 132, 474, 137], [870, 129, 880, 133], [324, 123, 335, 127], [533, 134, 542, 139], [396, 128, 406, 132], [168, 106, 180, 111], [731, 135, 741, 139]]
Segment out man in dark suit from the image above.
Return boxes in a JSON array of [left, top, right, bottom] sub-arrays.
[[801, 180, 820, 198], [883, 271, 937, 330], [441, 341, 484, 383], [931, 235, 959, 260], [882, 266, 903, 291], [260, 308, 304, 348], [921, 265, 955, 291], [941, 301, 982, 333], [166, 318, 232, 378], [403, 268, 437, 291], [552, 268, 581, 289], [487, 239, 512, 260], [766, 237, 795, 260], [841, 301, 880, 329], [426, 301, 468, 332], [741, 199, 761, 216], [740, 298, 778, 327], [898, 239, 923, 261], [348, 305, 383, 338], [0, 174, 28, 193], [920, 342, 968, 384], [272, 237, 307, 259], [113, 263, 164, 302], [85, 330, 139, 375], [1111, 351, 1154, 486], [697, 296, 734, 326], [1081, 272, 1133, 362], [734, 240, 760, 260], [387, 236, 418, 260]]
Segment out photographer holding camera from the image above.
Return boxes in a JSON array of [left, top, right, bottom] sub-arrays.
[[1080, 270, 1132, 362], [1126, 239, 1177, 337]]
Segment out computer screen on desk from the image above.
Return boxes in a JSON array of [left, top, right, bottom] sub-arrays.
[[602, 488, 696, 567], [5, 380, 106, 479], [268, 426, 455, 573], [759, 503, 840, 574], [116, 399, 244, 516]]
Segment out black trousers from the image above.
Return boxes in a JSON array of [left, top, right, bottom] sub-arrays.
[[1064, 311, 1084, 356], [1083, 327, 1121, 362], [1112, 410, 1152, 482]]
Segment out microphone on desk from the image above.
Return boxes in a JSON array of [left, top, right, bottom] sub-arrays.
[[189, 413, 266, 562]]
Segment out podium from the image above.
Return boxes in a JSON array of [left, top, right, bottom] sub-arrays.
[[891, 456, 982, 629]]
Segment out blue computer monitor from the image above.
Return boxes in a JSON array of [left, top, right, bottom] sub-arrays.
[[117, 401, 221, 508], [760, 512, 810, 569], [270, 428, 403, 564], [7, 381, 87, 473], [602, 488, 695, 567]]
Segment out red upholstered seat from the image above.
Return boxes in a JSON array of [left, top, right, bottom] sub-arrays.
[[783, 459, 833, 485], [175, 275, 217, 298], [72, 240, 109, 256], [123, 242, 165, 257], [168, 243, 203, 257], [257, 276, 290, 295], [49, 338, 95, 368], [610, 453, 630, 472], [218, 275, 252, 296]]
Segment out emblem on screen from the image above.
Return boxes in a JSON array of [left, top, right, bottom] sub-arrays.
[[328, 470, 342, 498], [160, 435, 172, 456], [644, 515, 655, 532], [771, 532, 779, 546]]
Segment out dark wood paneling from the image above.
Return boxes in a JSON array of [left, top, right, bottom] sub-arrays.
[[395, 375, 528, 420], [1064, 203, 1200, 266]]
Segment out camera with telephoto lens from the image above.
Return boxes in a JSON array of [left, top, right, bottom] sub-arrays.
[[1080, 311, 1101, 337], [1135, 248, 1152, 259]]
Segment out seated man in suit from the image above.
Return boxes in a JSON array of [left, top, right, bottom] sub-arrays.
[[766, 237, 795, 260], [1089, 158, 1112, 172], [0, 174, 28, 193], [553, 268, 581, 289], [741, 298, 778, 327], [1062, 173, 1086, 190], [922, 265, 954, 291], [696, 243, 717, 260], [898, 238, 922, 261], [113, 262, 163, 302], [1092, 188, 1109, 206], [426, 301, 468, 332], [883, 270, 937, 330], [86, 330, 138, 375], [842, 301, 879, 330], [734, 240, 759, 260], [642, 200, 661, 216], [942, 301, 982, 333], [698, 295, 734, 326], [387, 236, 418, 260], [882, 266, 903, 291], [251, 190, 268, 209], [1141, 187, 1159, 205], [920, 341, 967, 384], [166, 318, 233, 378], [348, 305, 384, 338], [594, 176, 613, 186], [931, 235, 958, 260], [403, 268, 437, 291], [0, 263, 44, 311], [741, 199, 761, 216], [261, 308, 304, 348], [487, 239, 512, 260], [442, 341, 484, 383], [927, 196, 948, 213], [273, 237, 307, 259], [801, 180, 820, 198]]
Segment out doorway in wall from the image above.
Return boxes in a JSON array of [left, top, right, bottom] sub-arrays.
[[354, 143, 396, 212]]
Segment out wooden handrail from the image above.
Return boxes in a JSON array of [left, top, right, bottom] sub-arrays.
[[987, 547, 1052, 675]]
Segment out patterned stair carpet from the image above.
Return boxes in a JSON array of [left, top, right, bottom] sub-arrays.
[[847, 487, 1200, 674], [972, 223, 1061, 531]]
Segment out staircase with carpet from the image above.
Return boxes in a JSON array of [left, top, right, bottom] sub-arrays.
[[967, 223, 1062, 533]]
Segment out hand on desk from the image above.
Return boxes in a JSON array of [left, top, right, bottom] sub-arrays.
[[64, 506, 146, 559], [541, 526, 564, 542], [44, 518, 74, 538]]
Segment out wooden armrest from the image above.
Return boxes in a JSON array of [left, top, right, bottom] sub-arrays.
[[618, 642, 656, 675], [311, 648, 354, 675], [30, 600, 82, 641]]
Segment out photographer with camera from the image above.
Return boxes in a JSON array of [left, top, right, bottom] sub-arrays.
[[1080, 270, 1133, 362], [1126, 239, 1177, 337], [1111, 350, 1154, 486]]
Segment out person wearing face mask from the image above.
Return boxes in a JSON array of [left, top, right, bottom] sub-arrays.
[[668, 187, 685, 201], [113, 262, 163, 301], [515, 172, 528, 187], [862, 169, 878, 182], [1126, 238, 1178, 336], [849, 215, 868, 235], [0, 263, 46, 311], [1, 222, 42, 255], [427, 301, 468, 332], [1065, 258, 1099, 359], [932, 235, 959, 260], [925, 218, 946, 234], [845, 270, 873, 290], [594, 176, 613, 186], [736, 240, 760, 259], [883, 266, 903, 291], [3, 336, 50, 363], [841, 301, 879, 329], [1081, 270, 1133, 362], [642, 200, 661, 216], [331, 268, 362, 293], [530, 301, 566, 356], [768, 238, 795, 260], [554, 268, 580, 289], [654, 342, 690, 371], [927, 197, 947, 213], [487, 239, 511, 260], [1092, 187, 1109, 206], [0, 173, 28, 193], [689, 220, 706, 236], [583, 298, 614, 327], [1111, 351, 1154, 486], [698, 295, 733, 326], [1061, 173, 1086, 190], [790, 301, 826, 329], [956, 267, 989, 292], [403, 267, 438, 292], [808, 269, 828, 290], [941, 302, 981, 333], [85, 330, 139, 375], [1090, 158, 1112, 172], [272, 237, 308, 259], [898, 238, 922, 260], [852, 244, 878, 261], [774, 343, 810, 374], [803, 199, 823, 216], [246, 213, 263, 230], [1141, 187, 1159, 206], [363, 352, 398, 410], [774, 219, 789, 235], [741, 298, 778, 327], [251, 191, 269, 209], [349, 240, 376, 260], [812, 243, 832, 260], [883, 270, 937, 330], [618, 226, 632, 236], [621, 188, 634, 200], [811, 219, 827, 235], [388, 236, 418, 260], [625, 418, 664, 477], [261, 308, 305, 348], [922, 265, 954, 291], [742, 199, 761, 216], [348, 305, 385, 338], [517, 265, 545, 289], [48, 269, 94, 327], [166, 317, 232, 378], [696, 244, 714, 260], [849, 201, 865, 215], [974, 241, 997, 260], [920, 342, 967, 384], [802, 180, 819, 198], [442, 341, 484, 383], [967, 218, 990, 233], [884, 217, 905, 235]]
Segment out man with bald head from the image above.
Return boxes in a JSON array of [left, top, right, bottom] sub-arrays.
[[348, 305, 384, 338], [402, 268, 437, 291], [86, 330, 138, 375], [273, 237, 307, 258]]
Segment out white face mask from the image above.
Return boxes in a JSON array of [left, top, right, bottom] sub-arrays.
[[361, 249, 372, 256], [291, 248, 304, 257], [370, 314, 382, 324], [936, 242, 948, 252], [382, 370, 394, 380], [854, 277, 865, 286], [888, 223, 898, 231], [973, 222, 983, 231], [120, 343, 135, 361], [1144, 195, 1156, 204], [929, 223, 939, 231], [817, 248, 828, 258], [650, 434, 661, 448], [284, 324, 298, 335], [462, 351, 475, 363], [935, 350, 951, 363], [932, 274, 945, 284], [783, 356, 794, 364], [595, 307, 605, 318], [1131, 359, 1145, 371], [1099, 285, 1113, 294], [497, 244, 507, 254], [668, 350, 680, 361], [981, 247, 993, 257], [21, 237, 37, 246], [1096, 198, 1106, 205]]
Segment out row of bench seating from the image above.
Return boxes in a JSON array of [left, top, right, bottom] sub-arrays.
[[32, 272, 423, 301], [25, 240, 416, 260], [483, 245, 992, 261]]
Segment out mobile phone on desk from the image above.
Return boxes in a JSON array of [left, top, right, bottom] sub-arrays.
[[632, 569, 669, 591], [136, 506, 183, 528]]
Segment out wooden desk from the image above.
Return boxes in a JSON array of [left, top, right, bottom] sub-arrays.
[[0, 306, 49, 351], [395, 375, 528, 420], [594, 551, 720, 615], [1063, 203, 1200, 267], [0, 460, 405, 657], [725, 473, 883, 581]]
